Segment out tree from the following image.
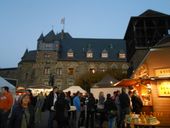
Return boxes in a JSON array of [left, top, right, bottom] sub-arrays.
[[75, 68, 128, 91]]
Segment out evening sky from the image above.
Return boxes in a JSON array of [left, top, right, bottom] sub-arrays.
[[0, 0, 170, 68]]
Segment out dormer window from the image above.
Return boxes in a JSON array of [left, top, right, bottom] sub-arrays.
[[86, 50, 93, 58], [101, 49, 108, 58], [45, 44, 51, 48], [119, 51, 126, 59], [67, 49, 74, 58], [56, 43, 60, 49]]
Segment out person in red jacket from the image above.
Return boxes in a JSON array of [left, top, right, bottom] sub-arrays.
[[0, 86, 13, 128]]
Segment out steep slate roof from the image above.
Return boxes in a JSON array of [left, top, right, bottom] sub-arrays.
[[21, 50, 37, 62], [22, 49, 29, 59], [139, 9, 169, 17], [59, 37, 126, 61], [21, 31, 126, 62], [56, 31, 72, 40], [37, 33, 44, 41], [0, 67, 18, 71], [44, 30, 56, 42]]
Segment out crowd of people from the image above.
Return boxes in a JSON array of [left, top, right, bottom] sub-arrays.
[[0, 86, 143, 128]]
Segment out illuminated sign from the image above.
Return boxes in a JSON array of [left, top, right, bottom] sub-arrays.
[[157, 80, 170, 96], [155, 68, 170, 77]]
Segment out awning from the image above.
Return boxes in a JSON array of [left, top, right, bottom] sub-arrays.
[[63, 86, 86, 94], [113, 79, 138, 87], [113, 78, 150, 87]]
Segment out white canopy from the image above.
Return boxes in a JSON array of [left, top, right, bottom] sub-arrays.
[[63, 86, 86, 95], [0, 76, 16, 93]]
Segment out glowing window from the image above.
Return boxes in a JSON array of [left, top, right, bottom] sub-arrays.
[[67, 49, 74, 58], [86, 50, 93, 58], [119, 52, 126, 59], [101, 50, 108, 58]]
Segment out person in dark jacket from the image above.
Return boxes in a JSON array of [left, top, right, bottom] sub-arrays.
[[45, 86, 58, 128], [131, 90, 143, 114], [26, 89, 37, 107], [119, 87, 130, 128], [104, 93, 117, 128], [85, 93, 96, 128], [97, 91, 105, 128], [8, 94, 35, 128], [54, 92, 70, 128]]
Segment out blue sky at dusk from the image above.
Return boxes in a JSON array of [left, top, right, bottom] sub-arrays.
[[0, 0, 170, 68]]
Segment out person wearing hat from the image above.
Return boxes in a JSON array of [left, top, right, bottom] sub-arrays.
[[8, 94, 35, 128]]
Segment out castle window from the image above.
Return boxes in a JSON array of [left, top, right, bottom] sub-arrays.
[[68, 68, 74, 75], [67, 78, 74, 86], [56, 68, 62, 76], [56, 43, 60, 49], [101, 49, 108, 58], [25, 73, 28, 80], [56, 79, 62, 87], [44, 67, 50, 75], [67, 49, 74, 58], [89, 68, 95, 74], [45, 44, 51, 48], [86, 50, 93, 58], [44, 54, 50, 59], [44, 80, 49, 86]]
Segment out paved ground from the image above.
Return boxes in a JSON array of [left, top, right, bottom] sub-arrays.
[[35, 111, 167, 128], [36, 111, 49, 128], [36, 111, 97, 128]]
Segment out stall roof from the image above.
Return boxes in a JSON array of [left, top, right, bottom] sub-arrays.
[[114, 78, 150, 87], [0, 76, 16, 90], [63, 86, 86, 94], [113, 79, 138, 87]]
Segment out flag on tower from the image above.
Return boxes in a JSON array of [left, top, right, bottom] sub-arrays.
[[61, 17, 65, 24]]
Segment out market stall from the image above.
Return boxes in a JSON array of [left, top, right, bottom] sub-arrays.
[[91, 75, 120, 99], [63, 85, 86, 95], [125, 37, 170, 127], [114, 78, 152, 113], [27, 85, 53, 96]]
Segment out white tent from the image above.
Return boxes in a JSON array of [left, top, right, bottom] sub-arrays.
[[0, 76, 16, 93], [63, 86, 86, 95], [91, 87, 121, 99]]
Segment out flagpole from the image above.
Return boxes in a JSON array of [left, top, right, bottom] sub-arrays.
[[63, 22, 65, 31], [61, 17, 65, 31]]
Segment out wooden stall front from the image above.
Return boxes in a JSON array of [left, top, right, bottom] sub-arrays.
[[114, 78, 153, 114], [115, 78, 170, 126], [150, 78, 170, 127]]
